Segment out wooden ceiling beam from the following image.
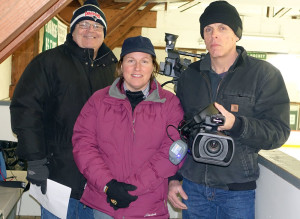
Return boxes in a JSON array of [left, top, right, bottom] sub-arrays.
[[56, 14, 71, 27], [99, 0, 128, 9], [77, 0, 85, 6], [57, 7, 156, 28], [274, 8, 292, 18], [105, 3, 157, 48], [58, 1, 81, 24], [98, 0, 117, 8], [0, 0, 56, 52], [109, 27, 143, 49], [0, 0, 72, 64], [104, 9, 157, 28], [102, 2, 128, 9], [106, 0, 148, 37]]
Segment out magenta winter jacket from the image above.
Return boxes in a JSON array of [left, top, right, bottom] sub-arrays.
[[72, 78, 184, 219]]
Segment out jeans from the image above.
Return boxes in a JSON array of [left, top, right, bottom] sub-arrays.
[[93, 209, 114, 219], [41, 198, 94, 219], [0, 151, 6, 180], [182, 178, 255, 219]]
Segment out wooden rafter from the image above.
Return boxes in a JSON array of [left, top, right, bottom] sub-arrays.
[[78, 0, 85, 5], [105, 3, 157, 48], [0, 0, 56, 52], [98, 0, 116, 8], [0, 0, 72, 64], [102, 2, 128, 9], [267, 6, 292, 18], [0, 0, 159, 63], [109, 27, 143, 50], [274, 8, 292, 18], [99, 0, 128, 9], [106, 0, 148, 36]]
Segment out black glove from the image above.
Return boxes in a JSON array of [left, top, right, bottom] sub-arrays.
[[105, 179, 138, 210], [27, 158, 49, 194]]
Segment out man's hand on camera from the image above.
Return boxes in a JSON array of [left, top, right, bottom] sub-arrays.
[[168, 180, 188, 210], [26, 158, 49, 194], [105, 179, 138, 210], [214, 102, 235, 131]]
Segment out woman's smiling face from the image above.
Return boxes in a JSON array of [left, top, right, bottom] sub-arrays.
[[122, 52, 154, 92]]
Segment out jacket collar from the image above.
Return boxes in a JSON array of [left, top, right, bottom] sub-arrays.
[[200, 46, 247, 72], [109, 78, 166, 103]]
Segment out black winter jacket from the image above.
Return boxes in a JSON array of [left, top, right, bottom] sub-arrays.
[[176, 46, 290, 190], [10, 34, 117, 199]]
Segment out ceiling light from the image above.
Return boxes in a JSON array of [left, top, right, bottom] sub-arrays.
[[242, 34, 284, 41]]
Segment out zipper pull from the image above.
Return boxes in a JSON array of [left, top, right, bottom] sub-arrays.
[[132, 118, 135, 134]]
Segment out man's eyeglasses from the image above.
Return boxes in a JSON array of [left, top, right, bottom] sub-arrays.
[[78, 22, 103, 31]]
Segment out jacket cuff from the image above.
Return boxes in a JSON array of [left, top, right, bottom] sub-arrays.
[[229, 116, 243, 137], [168, 172, 183, 183]]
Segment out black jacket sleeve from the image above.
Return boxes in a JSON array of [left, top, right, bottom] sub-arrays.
[[10, 55, 51, 161]]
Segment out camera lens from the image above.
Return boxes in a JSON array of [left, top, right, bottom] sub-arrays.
[[204, 138, 223, 157]]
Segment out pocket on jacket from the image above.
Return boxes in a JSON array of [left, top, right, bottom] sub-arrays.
[[129, 182, 168, 217], [220, 90, 255, 116]]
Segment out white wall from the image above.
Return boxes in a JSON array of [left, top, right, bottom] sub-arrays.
[[267, 54, 300, 102], [0, 56, 11, 100], [0, 104, 17, 142], [256, 164, 300, 219]]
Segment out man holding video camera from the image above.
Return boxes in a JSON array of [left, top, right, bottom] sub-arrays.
[[168, 1, 290, 218]]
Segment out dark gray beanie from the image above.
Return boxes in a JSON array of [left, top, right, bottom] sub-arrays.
[[70, 0, 107, 37], [120, 36, 156, 58], [199, 1, 242, 39]]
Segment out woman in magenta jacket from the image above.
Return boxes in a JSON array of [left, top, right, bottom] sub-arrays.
[[72, 36, 184, 219]]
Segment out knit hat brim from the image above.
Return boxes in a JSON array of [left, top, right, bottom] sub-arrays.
[[199, 1, 243, 39], [70, 0, 107, 37]]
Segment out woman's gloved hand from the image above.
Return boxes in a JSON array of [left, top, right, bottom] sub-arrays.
[[105, 179, 138, 210]]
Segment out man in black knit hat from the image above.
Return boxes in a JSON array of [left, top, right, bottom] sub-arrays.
[[168, 1, 290, 218], [10, 0, 117, 218]]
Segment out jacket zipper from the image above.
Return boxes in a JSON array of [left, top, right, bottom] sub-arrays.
[[201, 71, 214, 101], [87, 49, 111, 67], [204, 69, 235, 186], [200, 71, 212, 187], [132, 118, 136, 134]]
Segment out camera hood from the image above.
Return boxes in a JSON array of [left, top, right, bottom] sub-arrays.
[[192, 132, 235, 166]]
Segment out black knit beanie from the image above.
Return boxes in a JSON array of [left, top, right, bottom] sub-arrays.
[[199, 1, 242, 39], [70, 0, 107, 37]]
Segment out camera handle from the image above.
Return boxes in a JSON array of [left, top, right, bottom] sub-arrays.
[[177, 50, 205, 59], [160, 50, 205, 90]]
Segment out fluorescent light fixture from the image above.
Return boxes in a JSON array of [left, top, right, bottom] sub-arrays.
[[243, 34, 284, 41]]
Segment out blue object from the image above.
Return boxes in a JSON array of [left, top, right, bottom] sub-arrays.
[[0, 151, 7, 181], [181, 178, 255, 219], [41, 198, 94, 219]]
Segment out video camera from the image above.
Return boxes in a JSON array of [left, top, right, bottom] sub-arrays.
[[169, 104, 235, 166], [159, 33, 205, 89]]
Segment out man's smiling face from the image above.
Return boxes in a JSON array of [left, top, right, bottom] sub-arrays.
[[72, 20, 104, 53]]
